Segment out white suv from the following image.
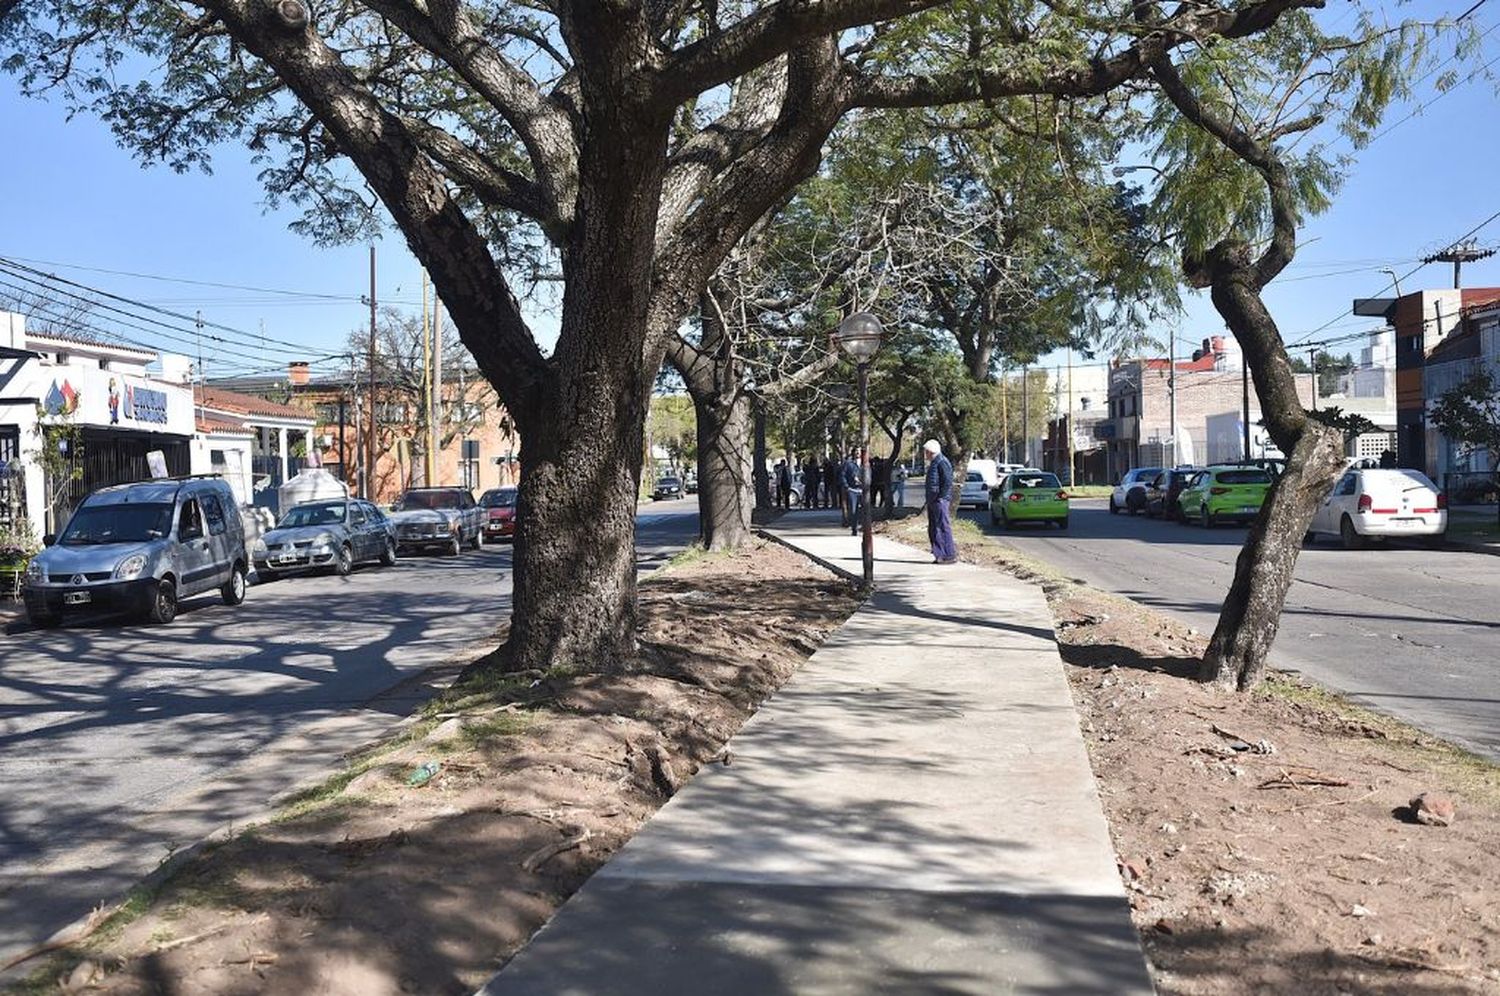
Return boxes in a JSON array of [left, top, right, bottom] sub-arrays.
[[1309, 468, 1447, 549], [1110, 467, 1165, 515]]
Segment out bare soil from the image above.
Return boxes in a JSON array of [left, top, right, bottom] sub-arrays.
[[925, 518, 1500, 995], [9, 541, 858, 996]]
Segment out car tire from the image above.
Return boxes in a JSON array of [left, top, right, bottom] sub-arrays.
[[447, 534, 462, 557], [380, 540, 398, 567], [1057, 517, 1069, 530], [334, 544, 353, 576], [147, 579, 177, 625], [1001, 510, 1013, 529], [989, 507, 999, 526], [1201, 504, 1214, 528], [1108, 497, 1119, 515], [471, 528, 483, 551], [221, 564, 247, 606], [1339, 515, 1365, 550], [1126, 491, 1145, 515]]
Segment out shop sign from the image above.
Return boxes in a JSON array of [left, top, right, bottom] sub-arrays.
[[43, 379, 80, 416], [112, 378, 169, 425]]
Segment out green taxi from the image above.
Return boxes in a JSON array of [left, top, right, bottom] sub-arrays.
[[1176, 466, 1274, 527], [989, 471, 1069, 529]]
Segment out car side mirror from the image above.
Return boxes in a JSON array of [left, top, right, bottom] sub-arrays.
[[42, 533, 56, 547]]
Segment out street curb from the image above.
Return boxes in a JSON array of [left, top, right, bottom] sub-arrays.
[[754, 528, 867, 588], [1447, 538, 1500, 558]]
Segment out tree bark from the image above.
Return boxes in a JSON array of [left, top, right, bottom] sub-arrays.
[[694, 387, 756, 550], [1196, 255, 1346, 690]]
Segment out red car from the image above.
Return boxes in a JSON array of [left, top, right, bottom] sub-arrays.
[[479, 487, 519, 541]]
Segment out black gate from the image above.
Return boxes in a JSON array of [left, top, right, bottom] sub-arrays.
[[0, 426, 20, 537], [50, 428, 191, 529]]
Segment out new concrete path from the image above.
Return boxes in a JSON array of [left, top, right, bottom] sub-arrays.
[[479, 514, 1153, 995]]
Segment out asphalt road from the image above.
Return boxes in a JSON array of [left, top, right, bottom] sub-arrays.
[[0, 502, 699, 965], [962, 499, 1500, 762]]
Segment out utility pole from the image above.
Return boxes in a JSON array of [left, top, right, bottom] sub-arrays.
[[1000, 368, 1009, 464], [367, 246, 377, 501], [421, 271, 433, 487], [1021, 364, 1030, 467], [1309, 348, 1319, 411], [1066, 349, 1075, 486], [434, 296, 444, 484], [194, 310, 206, 426], [1422, 240, 1495, 290], [1242, 354, 1252, 461], [1168, 334, 1177, 469]]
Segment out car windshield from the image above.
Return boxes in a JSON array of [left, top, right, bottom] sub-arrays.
[[400, 491, 461, 510], [59, 502, 174, 545], [1217, 469, 1272, 485], [966, 472, 984, 483], [278, 502, 346, 528], [480, 489, 518, 508], [658, 478, 680, 487], [1012, 474, 1061, 489]]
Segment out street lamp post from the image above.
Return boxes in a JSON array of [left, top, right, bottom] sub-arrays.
[[832, 313, 884, 586]]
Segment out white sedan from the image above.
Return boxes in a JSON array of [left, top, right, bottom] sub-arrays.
[[1308, 468, 1447, 549], [1110, 467, 1165, 515]]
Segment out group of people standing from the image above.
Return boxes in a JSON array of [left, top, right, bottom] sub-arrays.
[[773, 452, 908, 531]]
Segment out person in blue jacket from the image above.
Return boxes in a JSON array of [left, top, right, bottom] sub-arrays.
[[840, 450, 863, 535], [924, 439, 957, 564]]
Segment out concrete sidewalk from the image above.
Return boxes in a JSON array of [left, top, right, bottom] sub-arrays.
[[480, 513, 1152, 995]]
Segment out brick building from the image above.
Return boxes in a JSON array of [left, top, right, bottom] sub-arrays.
[[1105, 337, 1315, 478]]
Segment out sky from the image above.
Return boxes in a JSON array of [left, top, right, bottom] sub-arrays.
[[3, 4, 1500, 387]]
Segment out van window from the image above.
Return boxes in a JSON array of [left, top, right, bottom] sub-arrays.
[[201, 493, 227, 536], [179, 499, 204, 540]]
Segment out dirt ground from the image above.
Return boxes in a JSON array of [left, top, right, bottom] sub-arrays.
[[930, 518, 1500, 995], [8, 541, 858, 996]]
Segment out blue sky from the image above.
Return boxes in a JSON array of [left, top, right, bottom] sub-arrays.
[[3, 6, 1499, 385]]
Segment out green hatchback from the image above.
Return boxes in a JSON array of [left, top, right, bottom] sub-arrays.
[[1176, 466, 1273, 526], [990, 471, 1069, 529]]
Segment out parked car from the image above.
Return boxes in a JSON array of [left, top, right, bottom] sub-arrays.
[[1308, 468, 1447, 549], [479, 487, 519, 542], [254, 498, 397, 580], [989, 471, 1069, 529], [390, 487, 484, 555], [23, 475, 247, 627], [1143, 468, 1203, 520], [1110, 467, 1165, 515], [959, 470, 991, 509], [652, 476, 683, 501], [684, 473, 699, 495], [1176, 466, 1273, 526]]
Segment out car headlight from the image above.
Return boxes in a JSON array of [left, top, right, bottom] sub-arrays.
[[25, 559, 44, 580], [252, 538, 267, 555], [115, 554, 148, 580]]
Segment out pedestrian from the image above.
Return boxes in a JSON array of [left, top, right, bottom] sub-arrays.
[[893, 463, 908, 509], [868, 455, 884, 512], [803, 455, 821, 509], [841, 449, 864, 535], [775, 459, 792, 509], [924, 439, 957, 564], [823, 456, 841, 512], [1379, 448, 1396, 469]]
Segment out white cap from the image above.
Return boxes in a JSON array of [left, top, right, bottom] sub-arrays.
[[923, 439, 942, 454]]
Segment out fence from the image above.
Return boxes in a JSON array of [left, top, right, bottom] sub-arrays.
[[1444, 470, 1498, 506]]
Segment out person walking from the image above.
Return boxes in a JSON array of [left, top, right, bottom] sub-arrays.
[[924, 439, 957, 564], [803, 456, 821, 509], [841, 450, 864, 535], [823, 456, 841, 512], [893, 463, 908, 509], [775, 459, 792, 510]]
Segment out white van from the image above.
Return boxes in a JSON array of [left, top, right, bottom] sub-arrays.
[[1309, 468, 1447, 549]]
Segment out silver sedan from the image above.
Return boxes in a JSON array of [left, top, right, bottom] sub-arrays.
[[253, 498, 398, 580]]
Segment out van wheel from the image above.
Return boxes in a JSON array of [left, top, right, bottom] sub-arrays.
[[334, 544, 353, 576], [471, 528, 483, 551], [148, 579, 178, 625], [1340, 515, 1365, 550], [221, 564, 247, 606], [380, 540, 398, 567]]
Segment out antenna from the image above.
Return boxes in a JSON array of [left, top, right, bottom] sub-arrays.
[[1421, 239, 1496, 289]]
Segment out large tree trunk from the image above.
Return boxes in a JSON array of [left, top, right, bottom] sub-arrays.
[[507, 91, 668, 672], [1197, 257, 1346, 690], [695, 387, 755, 550], [752, 400, 772, 509]]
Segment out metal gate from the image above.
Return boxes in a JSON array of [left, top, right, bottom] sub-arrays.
[[0, 426, 20, 537], [50, 428, 191, 529]]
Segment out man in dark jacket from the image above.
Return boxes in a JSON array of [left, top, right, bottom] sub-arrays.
[[924, 439, 957, 564], [841, 450, 863, 535], [823, 457, 841, 511], [775, 459, 792, 509], [803, 456, 821, 509]]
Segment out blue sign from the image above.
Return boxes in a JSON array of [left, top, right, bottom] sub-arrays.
[[123, 383, 169, 425]]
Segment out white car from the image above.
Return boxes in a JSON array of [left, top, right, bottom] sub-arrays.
[[1110, 467, 1165, 515], [1309, 468, 1447, 549], [960, 470, 991, 509]]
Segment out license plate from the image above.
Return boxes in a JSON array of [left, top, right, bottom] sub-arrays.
[[275, 553, 299, 564], [64, 591, 91, 605], [1241, 506, 1257, 513]]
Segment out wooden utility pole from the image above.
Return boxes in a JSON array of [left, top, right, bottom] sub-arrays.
[[433, 296, 444, 484], [1000, 368, 1009, 464], [367, 246, 377, 501], [1021, 364, 1030, 467], [1066, 348, 1074, 486], [421, 271, 434, 487]]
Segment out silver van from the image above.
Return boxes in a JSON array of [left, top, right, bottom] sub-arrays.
[[23, 475, 248, 627]]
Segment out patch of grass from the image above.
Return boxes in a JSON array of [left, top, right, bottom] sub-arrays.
[[458, 711, 533, 748], [5, 879, 170, 995], [1063, 484, 1113, 498], [664, 542, 711, 570]]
